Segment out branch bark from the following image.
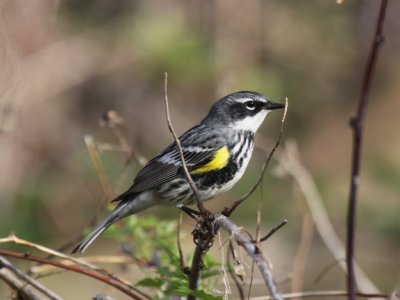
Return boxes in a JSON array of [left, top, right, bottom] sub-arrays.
[[0, 267, 45, 300], [214, 214, 283, 300], [163, 73, 213, 298], [0, 256, 62, 300], [346, 1, 388, 299], [0, 250, 149, 300]]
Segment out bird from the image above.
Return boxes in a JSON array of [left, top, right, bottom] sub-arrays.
[[72, 91, 285, 253]]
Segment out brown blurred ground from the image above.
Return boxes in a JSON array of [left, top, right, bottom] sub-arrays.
[[0, 0, 399, 299]]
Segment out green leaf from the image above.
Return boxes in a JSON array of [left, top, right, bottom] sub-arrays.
[[136, 278, 164, 288], [164, 283, 222, 300]]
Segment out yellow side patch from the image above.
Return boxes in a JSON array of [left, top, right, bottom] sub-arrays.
[[192, 146, 230, 174]]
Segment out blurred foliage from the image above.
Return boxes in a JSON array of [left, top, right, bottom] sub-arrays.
[[105, 215, 223, 299]]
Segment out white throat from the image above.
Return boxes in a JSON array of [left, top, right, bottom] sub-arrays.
[[230, 110, 270, 133]]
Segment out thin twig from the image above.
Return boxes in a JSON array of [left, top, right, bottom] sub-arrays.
[[215, 214, 282, 300], [253, 220, 288, 243], [0, 256, 63, 300], [217, 231, 231, 298], [255, 182, 265, 242], [98, 110, 147, 166], [163, 72, 205, 214], [177, 210, 189, 273], [30, 255, 138, 274], [248, 179, 266, 298], [290, 213, 314, 297], [276, 140, 379, 293], [0, 250, 150, 300], [228, 241, 245, 300], [85, 135, 113, 201], [0, 234, 151, 297], [346, 1, 388, 299], [163, 73, 215, 298], [0, 264, 45, 300], [248, 259, 256, 300], [249, 290, 388, 300], [314, 258, 346, 285], [226, 98, 288, 216], [0, 233, 98, 270]]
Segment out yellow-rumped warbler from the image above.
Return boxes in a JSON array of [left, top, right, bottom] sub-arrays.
[[72, 91, 284, 253]]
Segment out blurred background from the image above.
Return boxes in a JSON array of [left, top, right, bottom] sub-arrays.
[[0, 0, 399, 299]]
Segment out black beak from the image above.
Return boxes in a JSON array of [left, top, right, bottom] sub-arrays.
[[266, 100, 285, 110]]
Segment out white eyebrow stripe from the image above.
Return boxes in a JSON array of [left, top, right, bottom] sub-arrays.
[[234, 98, 254, 104], [234, 97, 267, 104]]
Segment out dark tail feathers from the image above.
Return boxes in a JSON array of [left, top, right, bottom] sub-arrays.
[[72, 202, 128, 254]]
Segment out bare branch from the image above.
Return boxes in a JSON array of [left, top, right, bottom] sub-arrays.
[[0, 266, 45, 300], [98, 110, 147, 166], [187, 214, 217, 299], [0, 233, 99, 270], [226, 97, 288, 216], [177, 211, 189, 273], [0, 256, 62, 300], [163, 73, 216, 298], [0, 250, 150, 300], [276, 140, 379, 293], [85, 134, 113, 201], [291, 213, 313, 296], [248, 177, 266, 298], [30, 255, 138, 275], [163, 72, 205, 214], [253, 220, 288, 243], [227, 241, 245, 300], [248, 290, 388, 299], [215, 214, 283, 300], [346, 1, 388, 299], [188, 240, 208, 295]]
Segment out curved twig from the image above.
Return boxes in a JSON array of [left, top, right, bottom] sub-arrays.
[[163, 72, 205, 214], [226, 98, 288, 216]]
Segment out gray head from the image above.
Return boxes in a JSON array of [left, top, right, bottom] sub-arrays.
[[204, 91, 285, 133]]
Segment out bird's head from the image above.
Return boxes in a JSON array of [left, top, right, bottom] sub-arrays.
[[205, 91, 285, 133]]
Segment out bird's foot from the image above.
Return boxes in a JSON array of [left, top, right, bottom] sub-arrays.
[[177, 205, 201, 219]]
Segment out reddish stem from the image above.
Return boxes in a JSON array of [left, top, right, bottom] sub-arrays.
[[0, 250, 146, 300], [346, 1, 388, 299]]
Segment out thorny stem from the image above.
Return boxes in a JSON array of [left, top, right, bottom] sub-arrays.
[[346, 1, 388, 299]]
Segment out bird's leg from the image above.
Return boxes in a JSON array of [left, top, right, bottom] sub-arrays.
[[177, 205, 201, 219]]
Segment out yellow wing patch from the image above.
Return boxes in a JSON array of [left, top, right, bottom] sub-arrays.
[[192, 146, 230, 174]]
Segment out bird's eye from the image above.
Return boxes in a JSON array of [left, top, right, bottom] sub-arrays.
[[245, 100, 256, 110]]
